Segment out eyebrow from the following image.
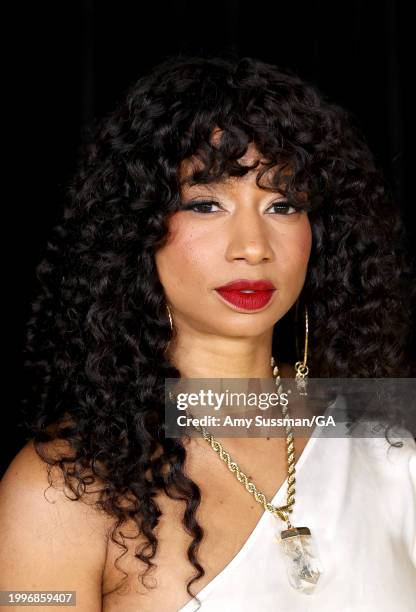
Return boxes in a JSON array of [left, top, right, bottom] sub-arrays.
[[179, 173, 283, 191], [179, 175, 231, 187], [179, 178, 287, 200]]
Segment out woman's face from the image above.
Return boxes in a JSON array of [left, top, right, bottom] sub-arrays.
[[155, 141, 312, 340]]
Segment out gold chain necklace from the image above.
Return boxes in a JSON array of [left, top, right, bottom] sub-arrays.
[[188, 356, 323, 594]]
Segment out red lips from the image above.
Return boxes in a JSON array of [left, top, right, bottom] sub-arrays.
[[216, 279, 276, 291], [214, 278, 276, 311]]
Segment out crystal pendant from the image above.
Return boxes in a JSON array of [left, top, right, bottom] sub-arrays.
[[295, 377, 308, 396], [275, 526, 323, 594]]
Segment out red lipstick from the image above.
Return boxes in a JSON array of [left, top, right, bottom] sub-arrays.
[[214, 279, 276, 311]]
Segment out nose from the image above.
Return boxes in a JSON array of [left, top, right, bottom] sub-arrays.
[[224, 208, 274, 264]]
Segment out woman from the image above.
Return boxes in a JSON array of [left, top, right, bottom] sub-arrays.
[[0, 54, 415, 611]]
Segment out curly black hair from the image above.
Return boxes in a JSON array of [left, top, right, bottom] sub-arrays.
[[20, 53, 415, 608]]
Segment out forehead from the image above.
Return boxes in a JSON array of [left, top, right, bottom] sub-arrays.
[[178, 126, 293, 192], [178, 143, 279, 191]]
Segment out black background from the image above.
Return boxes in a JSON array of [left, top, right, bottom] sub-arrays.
[[2, 0, 415, 476]]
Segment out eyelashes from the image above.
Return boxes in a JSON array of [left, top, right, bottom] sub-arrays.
[[179, 199, 299, 215]]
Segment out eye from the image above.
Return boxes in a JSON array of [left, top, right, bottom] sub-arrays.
[[180, 200, 222, 214], [179, 199, 299, 215], [266, 200, 298, 215]]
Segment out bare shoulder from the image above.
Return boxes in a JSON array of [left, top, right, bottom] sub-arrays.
[[0, 439, 114, 611]]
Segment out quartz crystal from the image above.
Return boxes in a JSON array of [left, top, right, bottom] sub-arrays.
[[276, 526, 323, 594]]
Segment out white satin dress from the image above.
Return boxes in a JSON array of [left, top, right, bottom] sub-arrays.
[[178, 395, 416, 612]]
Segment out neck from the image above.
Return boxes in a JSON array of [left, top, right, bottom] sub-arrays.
[[167, 329, 276, 379]]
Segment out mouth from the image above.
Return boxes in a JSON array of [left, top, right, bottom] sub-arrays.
[[215, 286, 276, 311]]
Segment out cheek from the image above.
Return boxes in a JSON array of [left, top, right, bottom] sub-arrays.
[[276, 218, 312, 272], [294, 222, 313, 263], [155, 218, 216, 290]]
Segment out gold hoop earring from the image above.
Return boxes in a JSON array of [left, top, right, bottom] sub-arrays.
[[166, 303, 173, 331], [294, 304, 309, 396], [163, 303, 173, 357], [271, 303, 309, 396]]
